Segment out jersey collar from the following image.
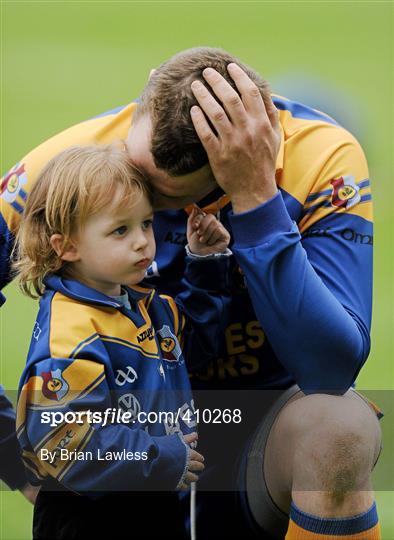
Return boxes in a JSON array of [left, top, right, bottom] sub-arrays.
[[44, 274, 153, 309]]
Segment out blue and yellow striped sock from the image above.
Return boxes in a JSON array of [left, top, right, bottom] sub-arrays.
[[285, 501, 381, 539]]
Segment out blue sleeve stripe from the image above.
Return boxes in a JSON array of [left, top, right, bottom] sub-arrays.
[[358, 179, 371, 189], [306, 179, 370, 202], [69, 333, 100, 358], [306, 189, 332, 202], [69, 331, 160, 360], [273, 96, 339, 126], [303, 193, 372, 215], [100, 336, 159, 359], [11, 201, 24, 214], [18, 188, 27, 201]]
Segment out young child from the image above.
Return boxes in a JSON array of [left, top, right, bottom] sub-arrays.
[[14, 144, 231, 539]]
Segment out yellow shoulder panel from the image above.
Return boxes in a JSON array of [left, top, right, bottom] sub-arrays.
[[1, 103, 137, 234], [50, 291, 158, 359], [277, 112, 371, 232], [19, 360, 105, 410]]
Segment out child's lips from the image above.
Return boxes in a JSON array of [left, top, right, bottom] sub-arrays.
[[135, 258, 151, 269]]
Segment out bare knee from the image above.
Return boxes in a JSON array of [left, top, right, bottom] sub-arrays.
[[275, 392, 381, 499]]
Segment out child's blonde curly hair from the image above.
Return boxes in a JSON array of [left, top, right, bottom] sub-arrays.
[[13, 143, 152, 298]]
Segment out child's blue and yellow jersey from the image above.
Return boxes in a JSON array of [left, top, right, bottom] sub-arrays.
[[16, 259, 229, 492], [1, 95, 373, 477]]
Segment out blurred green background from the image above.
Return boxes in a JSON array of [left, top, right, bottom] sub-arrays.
[[0, 1, 393, 538]]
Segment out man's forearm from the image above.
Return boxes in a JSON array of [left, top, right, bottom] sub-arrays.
[[229, 192, 371, 395]]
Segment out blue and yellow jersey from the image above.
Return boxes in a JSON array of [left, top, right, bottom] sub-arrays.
[[16, 262, 229, 492], [1, 96, 372, 399], [148, 96, 373, 394]]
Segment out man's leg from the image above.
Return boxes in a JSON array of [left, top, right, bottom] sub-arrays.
[[264, 390, 382, 539]]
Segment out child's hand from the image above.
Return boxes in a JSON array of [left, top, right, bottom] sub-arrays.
[[178, 432, 205, 490], [187, 205, 230, 256]]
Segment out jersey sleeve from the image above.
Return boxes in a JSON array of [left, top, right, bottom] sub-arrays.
[[0, 385, 28, 489], [16, 352, 189, 492], [228, 135, 372, 395], [160, 255, 231, 370], [0, 158, 35, 486], [0, 142, 62, 289], [0, 163, 27, 289]]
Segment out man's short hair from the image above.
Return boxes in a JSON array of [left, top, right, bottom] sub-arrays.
[[135, 47, 271, 176]]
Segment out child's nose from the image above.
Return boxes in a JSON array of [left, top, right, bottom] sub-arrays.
[[132, 231, 148, 250]]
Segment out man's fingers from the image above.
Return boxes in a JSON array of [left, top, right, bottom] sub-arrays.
[[262, 92, 280, 130], [226, 63, 266, 117], [227, 63, 279, 130], [191, 80, 232, 137], [190, 105, 219, 152], [202, 67, 247, 127]]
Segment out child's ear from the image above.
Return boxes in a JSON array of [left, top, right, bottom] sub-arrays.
[[50, 234, 80, 262]]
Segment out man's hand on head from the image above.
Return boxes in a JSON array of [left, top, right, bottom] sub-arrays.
[[190, 63, 281, 214]]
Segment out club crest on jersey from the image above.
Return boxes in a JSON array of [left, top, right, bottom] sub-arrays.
[[157, 325, 182, 364], [330, 176, 360, 209], [1, 163, 27, 203], [41, 369, 69, 401]]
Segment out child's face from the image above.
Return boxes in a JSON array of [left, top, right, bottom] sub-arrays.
[[71, 190, 155, 296]]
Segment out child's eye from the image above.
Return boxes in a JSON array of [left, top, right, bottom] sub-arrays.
[[142, 219, 153, 231], [113, 225, 128, 236]]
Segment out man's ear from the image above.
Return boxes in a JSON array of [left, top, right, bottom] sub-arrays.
[[148, 68, 156, 80], [50, 234, 80, 262]]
